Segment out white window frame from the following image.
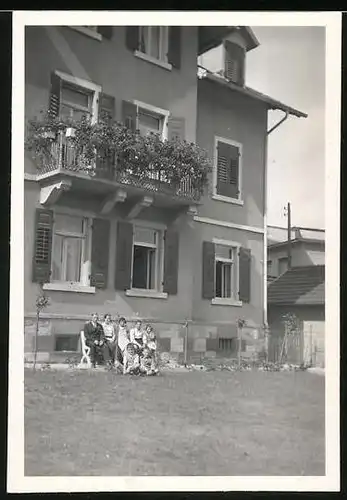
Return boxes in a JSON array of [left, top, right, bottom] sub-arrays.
[[211, 237, 242, 307], [55, 70, 102, 124], [212, 135, 244, 206], [133, 100, 170, 141], [43, 212, 95, 294], [69, 26, 102, 41], [134, 26, 172, 71], [126, 220, 167, 299]]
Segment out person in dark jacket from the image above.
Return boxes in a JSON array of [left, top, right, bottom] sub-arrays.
[[83, 313, 110, 367]]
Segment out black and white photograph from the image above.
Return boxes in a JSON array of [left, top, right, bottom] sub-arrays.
[[8, 10, 340, 493]]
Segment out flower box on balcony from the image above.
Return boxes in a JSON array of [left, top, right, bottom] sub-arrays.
[[65, 127, 76, 138]]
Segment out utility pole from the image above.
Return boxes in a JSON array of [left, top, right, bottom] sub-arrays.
[[284, 202, 292, 269]]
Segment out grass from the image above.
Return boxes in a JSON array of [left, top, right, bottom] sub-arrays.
[[25, 368, 325, 476]]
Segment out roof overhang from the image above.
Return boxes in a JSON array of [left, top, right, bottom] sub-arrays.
[[198, 71, 307, 118], [268, 238, 325, 250], [198, 26, 259, 55]]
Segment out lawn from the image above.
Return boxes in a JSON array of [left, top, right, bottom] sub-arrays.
[[24, 368, 325, 476]]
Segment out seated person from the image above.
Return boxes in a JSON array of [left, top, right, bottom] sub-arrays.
[[84, 313, 110, 368], [123, 343, 140, 375], [130, 319, 145, 350], [139, 346, 157, 376]]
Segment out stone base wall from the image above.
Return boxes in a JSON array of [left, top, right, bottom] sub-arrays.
[[24, 315, 266, 364]]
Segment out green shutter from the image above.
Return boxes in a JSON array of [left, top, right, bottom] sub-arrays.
[[97, 93, 116, 178], [224, 40, 245, 86], [163, 230, 179, 295], [202, 241, 215, 299], [32, 209, 53, 283], [168, 26, 181, 69], [238, 247, 251, 303], [48, 72, 61, 118], [125, 26, 139, 51], [122, 100, 137, 132], [115, 221, 133, 290], [97, 26, 113, 39], [91, 218, 110, 289], [216, 140, 240, 199], [168, 117, 185, 142]]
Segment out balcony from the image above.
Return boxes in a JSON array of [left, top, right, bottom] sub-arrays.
[[28, 123, 210, 218]]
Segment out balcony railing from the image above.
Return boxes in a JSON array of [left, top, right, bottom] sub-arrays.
[[38, 132, 201, 202]]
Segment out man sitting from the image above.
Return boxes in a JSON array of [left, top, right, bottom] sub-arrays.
[[84, 313, 110, 368]]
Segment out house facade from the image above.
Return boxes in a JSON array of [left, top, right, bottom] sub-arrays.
[[24, 25, 305, 363], [267, 225, 325, 280]]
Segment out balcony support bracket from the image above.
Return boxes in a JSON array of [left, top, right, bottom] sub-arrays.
[[127, 195, 154, 219], [100, 188, 127, 215], [39, 180, 72, 206], [171, 204, 198, 224]]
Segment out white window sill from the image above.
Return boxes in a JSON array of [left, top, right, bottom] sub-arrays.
[[134, 50, 172, 71], [212, 194, 244, 206], [69, 26, 102, 41], [126, 289, 168, 299], [43, 283, 96, 294], [211, 298, 243, 307]]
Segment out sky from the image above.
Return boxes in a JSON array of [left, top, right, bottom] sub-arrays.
[[246, 26, 325, 229]]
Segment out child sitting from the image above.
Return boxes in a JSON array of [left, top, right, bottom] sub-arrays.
[[139, 347, 156, 376], [130, 320, 145, 351], [123, 343, 140, 375]]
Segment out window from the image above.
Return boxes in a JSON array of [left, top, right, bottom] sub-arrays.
[[278, 257, 288, 275], [215, 244, 238, 299], [60, 83, 93, 122], [131, 226, 162, 291], [214, 137, 242, 201], [51, 214, 91, 285], [218, 338, 246, 352], [138, 108, 163, 138], [54, 70, 102, 124], [139, 26, 169, 63], [55, 334, 79, 352]]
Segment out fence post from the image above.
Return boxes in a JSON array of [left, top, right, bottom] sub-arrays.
[[184, 320, 188, 366]]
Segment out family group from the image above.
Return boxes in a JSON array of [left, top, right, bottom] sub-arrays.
[[83, 313, 159, 375]]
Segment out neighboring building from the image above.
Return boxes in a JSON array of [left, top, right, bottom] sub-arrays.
[[267, 265, 325, 367], [24, 25, 306, 363], [267, 225, 325, 280]]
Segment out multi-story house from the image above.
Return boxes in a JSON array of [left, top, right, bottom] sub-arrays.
[[24, 25, 306, 363]]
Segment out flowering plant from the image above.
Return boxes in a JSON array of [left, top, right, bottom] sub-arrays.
[[25, 111, 212, 196]]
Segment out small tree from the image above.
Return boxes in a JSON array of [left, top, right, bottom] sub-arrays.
[[237, 318, 246, 368], [33, 284, 50, 371], [280, 312, 300, 364]]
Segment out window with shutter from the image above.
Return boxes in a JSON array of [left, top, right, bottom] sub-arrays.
[[238, 247, 251, 303], [202, 241, 215, 299], [136, 26, 169, 64], [168, 26, 181, 69], [163, 229, 179, 295], [32, 209, 53, 283], [215, 138, 241, 200], [215, 244, 238, 299], [115, 221, 133, 291], [168, 117, 185, 142], [91, 218, 110, 289], [224, 41, 245, 86], [51, 213, 92, 287], [97, 94, 116, 177]]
